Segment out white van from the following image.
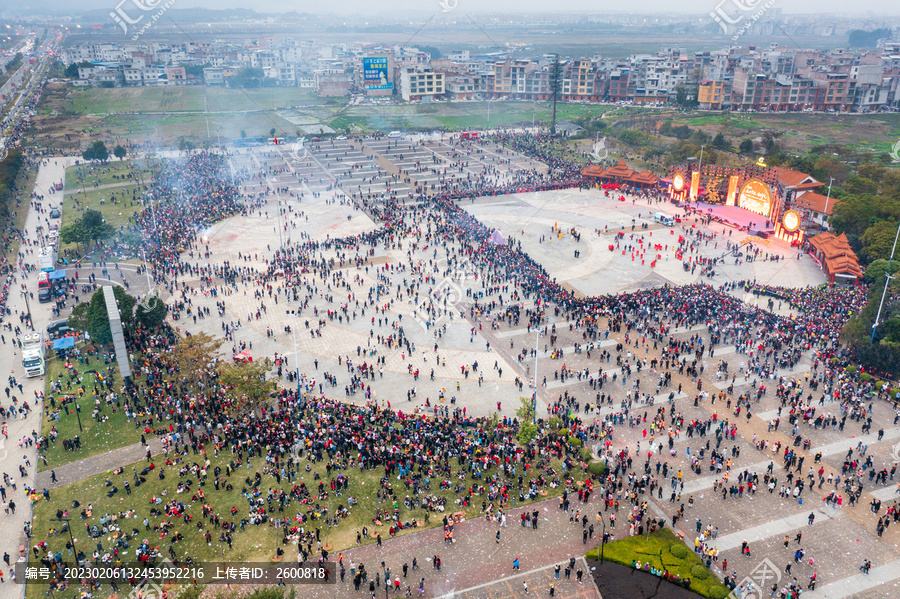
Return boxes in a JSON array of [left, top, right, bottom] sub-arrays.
[[654, 213, 674, 226], [387, 131, 403, 138]]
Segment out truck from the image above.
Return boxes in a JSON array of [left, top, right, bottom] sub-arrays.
[[21, 331, 46, 377], [38, 244, 56, 272], [654, 213, 675, 227]]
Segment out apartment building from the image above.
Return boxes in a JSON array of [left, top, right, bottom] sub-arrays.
[[398, 67, 444, 102]]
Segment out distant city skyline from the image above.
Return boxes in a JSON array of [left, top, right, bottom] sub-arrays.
[[6, 0, 900, 16]]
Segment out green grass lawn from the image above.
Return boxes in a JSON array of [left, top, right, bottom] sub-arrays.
[[39, 347, 153, 470], [587, 528, 729, 599], [3, 163, 38, 265], [28, 435, 568, 599], [65, 160, 152, 190], [69, 87, 322, 116], [63, 184, 145, 229]]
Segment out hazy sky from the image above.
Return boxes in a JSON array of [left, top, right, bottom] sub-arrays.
[[15, 0, 900, 15]]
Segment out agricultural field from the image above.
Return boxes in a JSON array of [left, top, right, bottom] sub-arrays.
[[669, 111, 900, 155], [69, 87, 321, 115]]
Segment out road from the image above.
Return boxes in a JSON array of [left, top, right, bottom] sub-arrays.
[[0, 27, 61, 159], [0, 157, 73, 599]]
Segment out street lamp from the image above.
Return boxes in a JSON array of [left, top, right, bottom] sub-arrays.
[[50, 516, 77, 563], [821, 176, 835, 231], [285, 310, 302, 406], [596, 511, 606, 564], [694, 145, 706, 201], [21, 289, 32, 329], [872, 220, 900, 343]]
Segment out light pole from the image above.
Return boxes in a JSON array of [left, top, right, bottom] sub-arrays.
[[532, 326, 540, 424], [822, 176, 835, 230], [21, 289, 32, 329], [140, 248, 153, 294], [596, 511, 606, 564], [871, 220, 900, 343], [286, 310, 302, 405], [50, 516, 77, 562], [694, 145, 706, 201]]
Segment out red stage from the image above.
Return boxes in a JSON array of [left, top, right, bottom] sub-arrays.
[[682, 201, 775, 233]]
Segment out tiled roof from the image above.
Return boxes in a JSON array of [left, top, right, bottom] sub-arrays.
[[795, 191, 838, 216]]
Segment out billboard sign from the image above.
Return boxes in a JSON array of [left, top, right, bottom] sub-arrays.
[[363, 57, 392, 90], [738, 179, 772, 217]]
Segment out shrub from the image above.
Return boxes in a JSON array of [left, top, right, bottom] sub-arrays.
[[588, 462, 607, 476], [568, 436, 582, 447], [845, 365, 857, 374], [690, 565, 710, 580], [580, 447, 594, 461], [548, 416, 562, 429], [708, 585, 731, 599], [668, 544, 688, 558], [559, 428, 569, 437], [875, 380, 886, 390], [860, 373, 871, 382]]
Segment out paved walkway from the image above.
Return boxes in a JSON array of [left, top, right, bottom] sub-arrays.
[[36, 437, 165, 488], [198, 494, 604, 599]]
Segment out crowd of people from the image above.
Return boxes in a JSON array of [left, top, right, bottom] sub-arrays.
[[15, 131, 900, 599]]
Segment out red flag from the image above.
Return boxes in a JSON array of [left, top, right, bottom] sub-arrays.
[[273, 137, 278, 145]]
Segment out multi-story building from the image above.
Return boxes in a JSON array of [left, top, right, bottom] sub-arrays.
[[398, 67, 444, 102], [446, 75, 475, 101]]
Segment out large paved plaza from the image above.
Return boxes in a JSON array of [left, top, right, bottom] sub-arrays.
[[5, 135, 899, 599], [164, 138, 897, 598]]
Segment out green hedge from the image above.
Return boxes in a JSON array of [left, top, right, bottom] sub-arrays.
[[585, 528, 724, 598], [588, 461, 607, 476]]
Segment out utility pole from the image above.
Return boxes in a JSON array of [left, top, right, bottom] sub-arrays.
[[286, 310, 302, 405], [871, 220, 900, 343], [822, 176, 835, 230], [532, 326, 539, 424]]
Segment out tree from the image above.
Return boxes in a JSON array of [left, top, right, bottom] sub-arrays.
[[229, 67, 264, 88], [830, 193, 899, 251], [738, 139, 753, 154], [60, 221, 89, 251], [64, 61, 92, 79], [712, 133, 728, 149], [864, 259, 900, 290], [516, 396, 538, 445], [548, 55, 563, 135], [113, 145, 127, 160], [69, 286, 137, 345], [79, 209, 116, 245], [168, 332, 222, 397], [269, 128, 276, 137], [82, 141, 109, 163], [134, 294, 168, 330], [218, 358, 276, 413], [860, 220, 900, 263]]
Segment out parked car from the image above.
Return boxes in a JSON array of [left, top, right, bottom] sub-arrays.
[[47, 319, 70, 338], [49, 207, 60, 218]]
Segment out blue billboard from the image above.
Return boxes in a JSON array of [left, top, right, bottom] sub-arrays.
[[363, 57, 392, 90]]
